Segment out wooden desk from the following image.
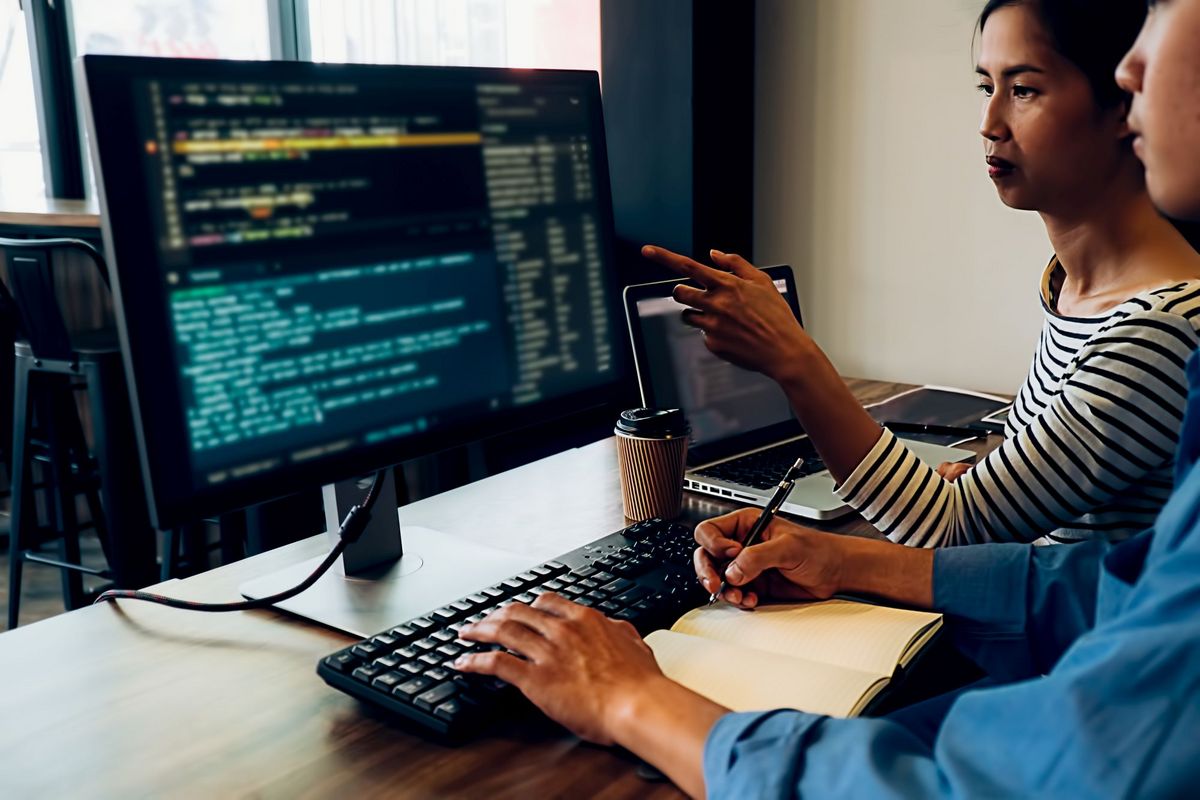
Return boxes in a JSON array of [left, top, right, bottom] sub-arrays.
[[0, 379, 995, 798], [0, 191, 101, 237]]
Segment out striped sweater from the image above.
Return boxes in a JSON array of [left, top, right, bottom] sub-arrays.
[[835, 261, 1200, 547]]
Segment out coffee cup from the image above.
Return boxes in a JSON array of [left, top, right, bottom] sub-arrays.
[[614, 408, 690, 521]]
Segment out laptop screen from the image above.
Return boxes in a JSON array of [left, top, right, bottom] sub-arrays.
[[631, 276, 798, 451]]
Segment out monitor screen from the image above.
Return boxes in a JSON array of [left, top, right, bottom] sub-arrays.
[[82, 56, 628, 529]]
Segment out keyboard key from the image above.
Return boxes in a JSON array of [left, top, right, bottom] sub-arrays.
[[352, 664, 383, 683], [500, 578, 525, 592], [431, 607, 459, 623], [543, 579, 565, 591], [413, 638, 438, 652], [516, 571, 540, 584], [592, 571, 616, 584], [389, 625, 419, 642], [375, 654, 403, 669], [372, 633, 399, 648], [425, 667, 451, 682], [434, 699, 463, 721], [450, 600, 474, 614], [600, 578, 634, 595], [408, 617, 436, 632], [584, 590, 608, 602], [351, 643, 381, 659], [419, 653, 443, 668], [372, 672, 405, 692], [466, 593, 489, 605], [544, 561, 568, 572], [570, 566, 597, 579], [530, 566, 553, 578], [400, 662, 424, 676], [598, 601, 621, 614], [431, 629, 457, 643], [561, 585, 585, 598], [514, 592, 536, 604], [392, 676, 433, 701], [615, 586, 652, 605], [415, 682, 458, 712], [436, 643, 464, 659], [577, 578, 599, 590], [325, 652, 358, 673], [396, 645, 421, 660], [481, 587, 505, 600]]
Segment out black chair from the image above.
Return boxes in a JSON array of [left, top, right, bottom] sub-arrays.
[[1, 237, 156, 627]]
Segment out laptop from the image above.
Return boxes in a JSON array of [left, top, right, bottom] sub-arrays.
[[622, 266, 974, 520]]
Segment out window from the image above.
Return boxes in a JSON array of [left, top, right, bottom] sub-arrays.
[[0, 5, 44, 197], [3, 0, 600, 201], [68, 0, 272, 60], [307, 0, 600, 73]]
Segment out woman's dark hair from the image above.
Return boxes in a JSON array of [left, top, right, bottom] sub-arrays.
[[977, 0, 1146, 110], [978, 0, 1200, 251]]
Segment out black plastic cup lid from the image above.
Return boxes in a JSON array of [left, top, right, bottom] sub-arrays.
[[615, 408, 690, 438]]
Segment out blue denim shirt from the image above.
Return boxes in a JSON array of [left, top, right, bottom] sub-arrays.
[[702, 352, 1200, 798]]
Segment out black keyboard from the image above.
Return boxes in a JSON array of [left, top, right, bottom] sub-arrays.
[[317, 517, 707, 740], [694, 437, 826, 490]]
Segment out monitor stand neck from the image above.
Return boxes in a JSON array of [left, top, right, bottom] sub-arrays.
[[323, 468, 403, 575]]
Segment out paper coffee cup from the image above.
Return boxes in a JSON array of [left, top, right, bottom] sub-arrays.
[[615, 408, 690, 521]]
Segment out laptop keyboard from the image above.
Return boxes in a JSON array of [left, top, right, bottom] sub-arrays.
[[694, 438, 826, 490]]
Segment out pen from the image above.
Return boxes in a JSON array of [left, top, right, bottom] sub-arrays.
[[882, 421, 993, 439], [707, 457, 806, 605]]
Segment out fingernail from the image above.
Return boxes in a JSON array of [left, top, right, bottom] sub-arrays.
[[643, 246, 656, 255], [726, 563, 743, 583], [725, 546, 741, 558], [453, 655, 469, 668], [710, 249, 725, 257]]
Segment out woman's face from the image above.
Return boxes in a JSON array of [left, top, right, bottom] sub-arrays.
[[976, 3, 1131, 214], [1118, 0, 1200, 221]]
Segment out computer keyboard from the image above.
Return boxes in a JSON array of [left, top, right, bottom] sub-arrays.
[[317, 517, 707, 739], [694, 437, 826, 490]]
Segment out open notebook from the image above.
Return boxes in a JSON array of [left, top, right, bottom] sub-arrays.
[[646, 599, 942, 718]]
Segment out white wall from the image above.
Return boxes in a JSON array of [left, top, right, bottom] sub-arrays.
[[755, 0, 1050, 394]]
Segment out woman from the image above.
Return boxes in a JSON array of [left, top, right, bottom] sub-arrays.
[[644, 0, 1200, 548]]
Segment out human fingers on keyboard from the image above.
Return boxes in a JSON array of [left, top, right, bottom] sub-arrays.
[[531, 590, 588, 619], [460, 603, 557, 662], [453, 648, 530, 686]]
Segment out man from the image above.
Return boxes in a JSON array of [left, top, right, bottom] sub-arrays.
[[455, 2, 1200, 796]]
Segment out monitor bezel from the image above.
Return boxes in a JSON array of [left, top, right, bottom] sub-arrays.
[[80, 54, 632, 531]]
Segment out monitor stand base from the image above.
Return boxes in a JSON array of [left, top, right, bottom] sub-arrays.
[[239, 525, 535, 638]]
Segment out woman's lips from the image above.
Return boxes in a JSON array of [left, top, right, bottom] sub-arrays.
[[987, 155, 1016, 179]]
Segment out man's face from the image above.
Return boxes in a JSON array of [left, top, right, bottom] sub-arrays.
[[1117, 0, 1200, 220]]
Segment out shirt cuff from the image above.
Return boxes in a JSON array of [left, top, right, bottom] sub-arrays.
[[832, 426, 897, 502], [933, 542, 1031, 631], [704, 710, 825, 800]]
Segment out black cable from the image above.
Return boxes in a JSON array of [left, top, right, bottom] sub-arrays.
[[92, 470, 389, 613]]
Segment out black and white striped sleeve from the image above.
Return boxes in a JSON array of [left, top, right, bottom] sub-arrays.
[[833, 310, 1199, 547]]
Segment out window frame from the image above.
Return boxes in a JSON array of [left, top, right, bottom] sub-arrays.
[[20, 0, 307, 199]]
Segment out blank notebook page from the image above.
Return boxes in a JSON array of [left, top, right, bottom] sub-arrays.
[[645, 629, 885, 717], [669, 600, 940, 678]]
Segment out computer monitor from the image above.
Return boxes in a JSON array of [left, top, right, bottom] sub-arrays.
[[80, 56, 630, 633]]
